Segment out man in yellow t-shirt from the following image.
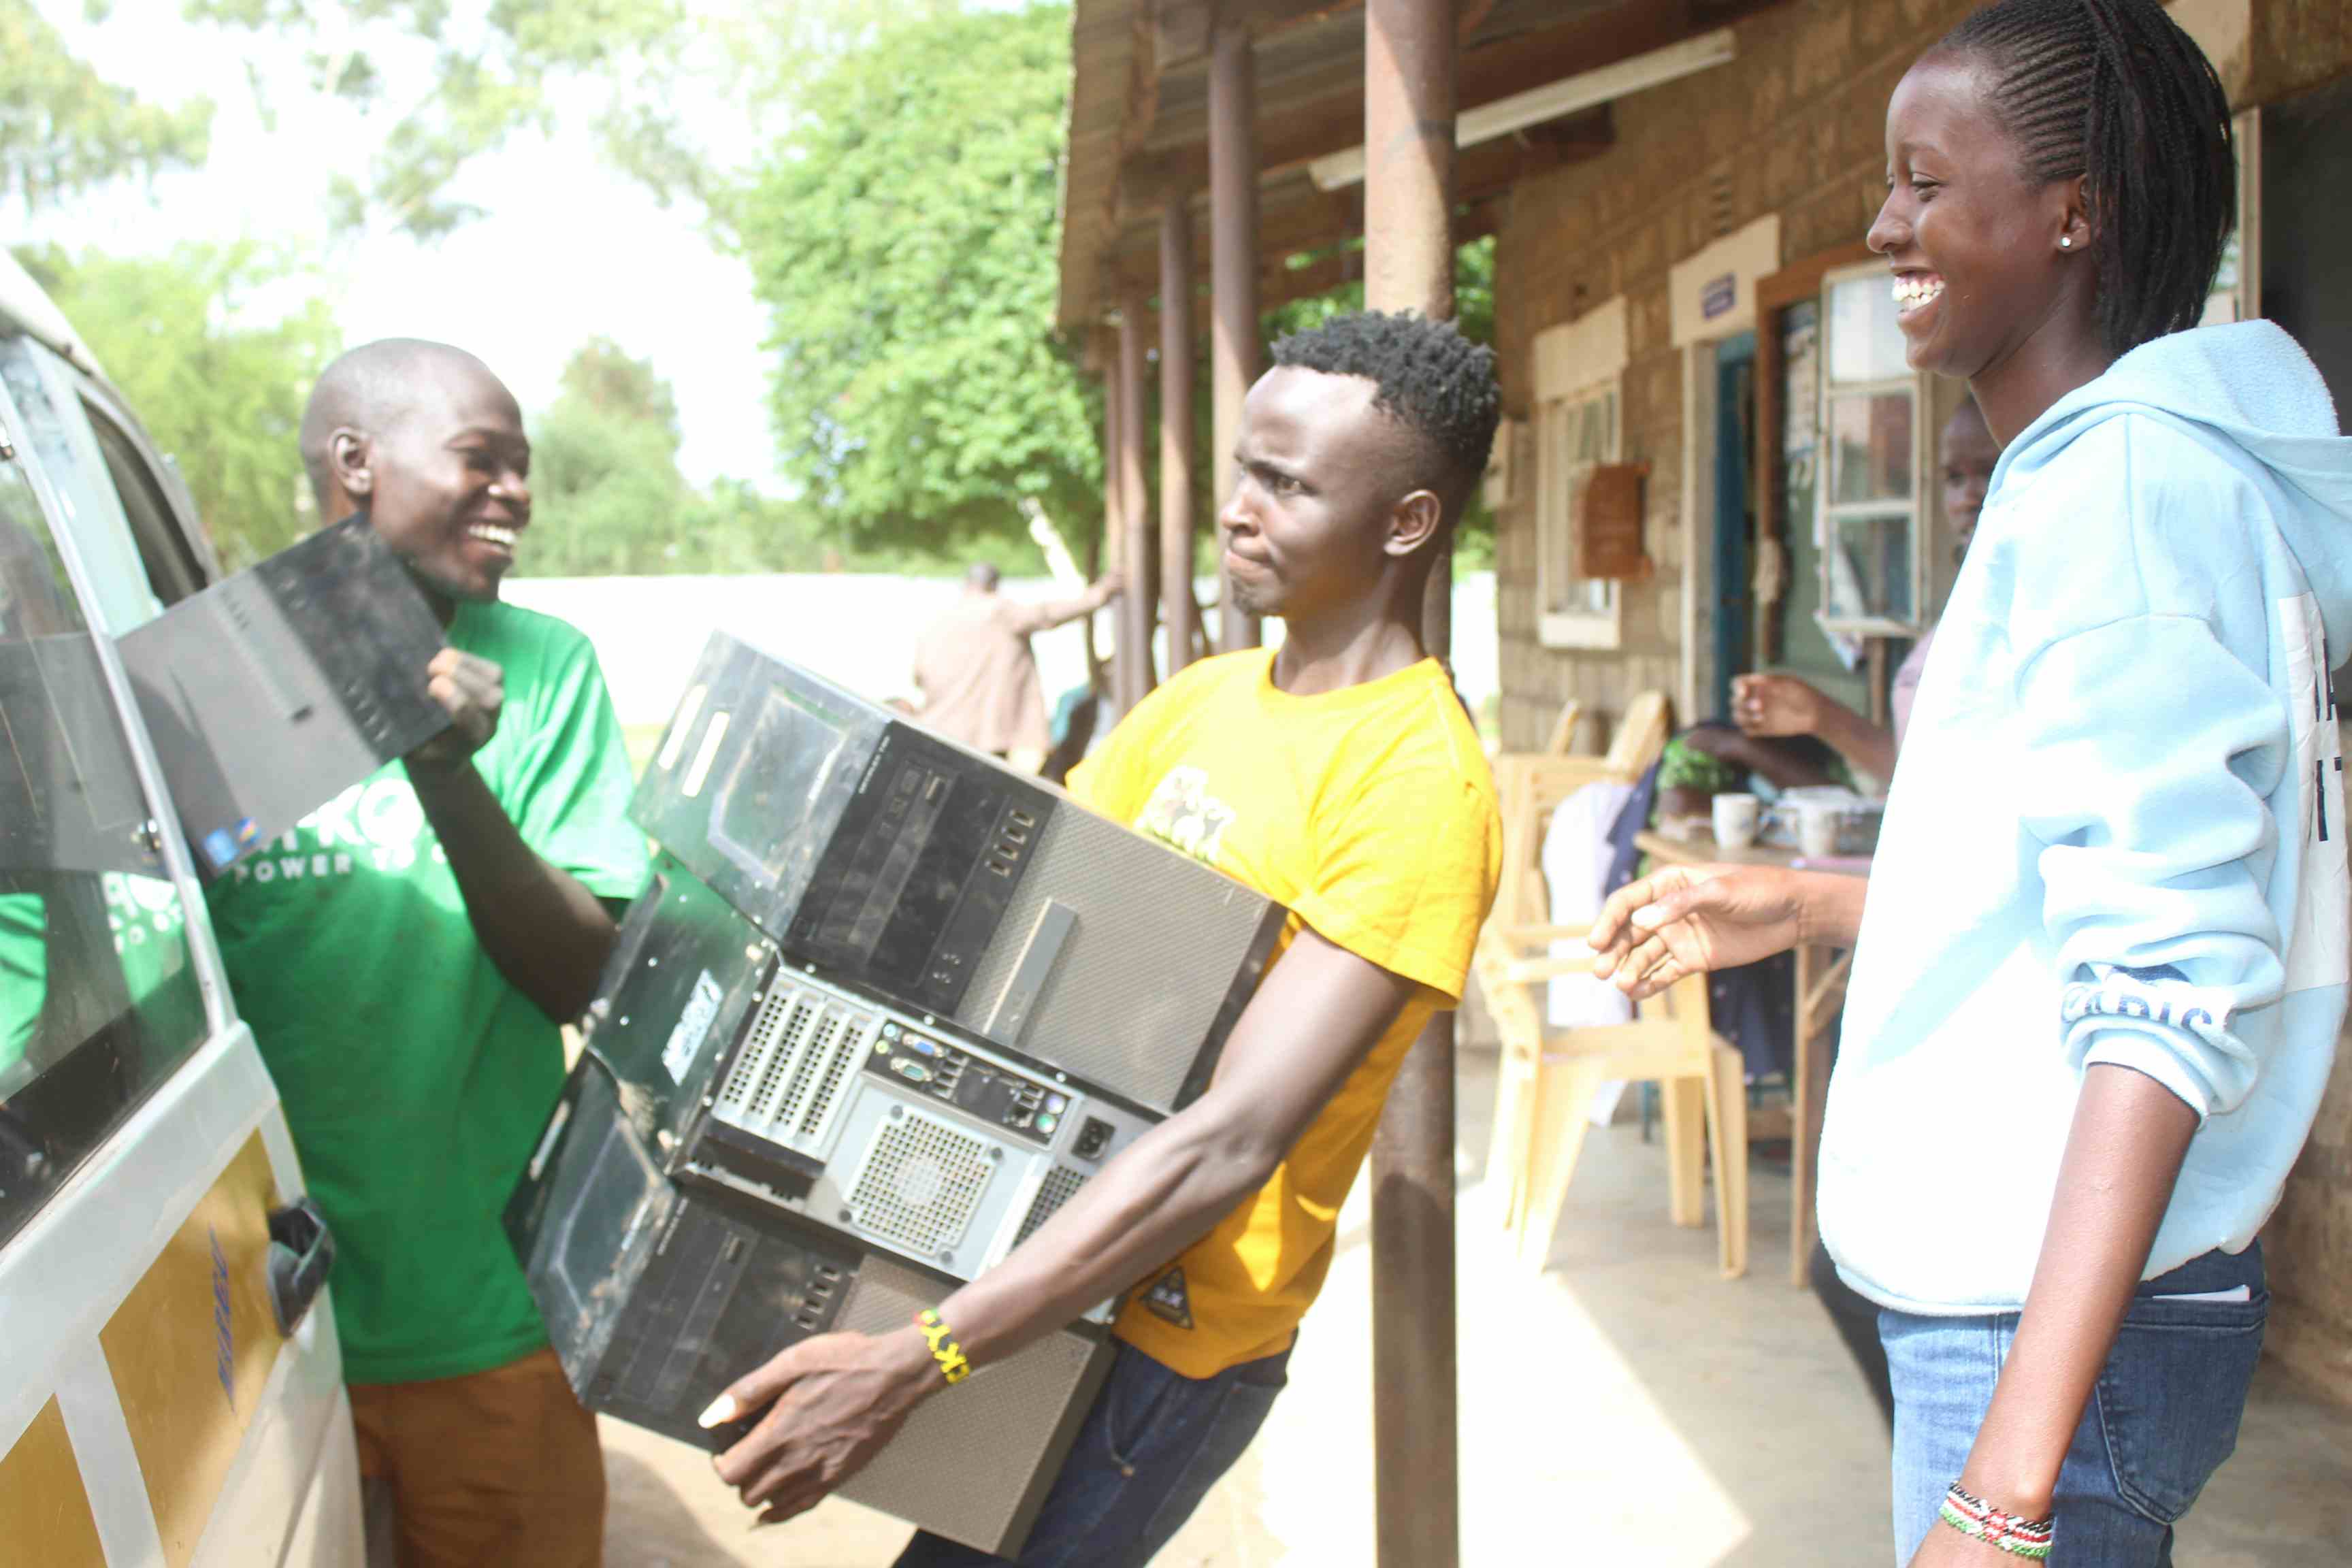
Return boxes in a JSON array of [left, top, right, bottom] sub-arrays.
[[703, 311, 1503, 1567]]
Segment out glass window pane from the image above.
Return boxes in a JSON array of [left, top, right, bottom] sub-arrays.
[[0, 413, 208, 1249], [1820, 511, 1915, 624], [1829, 392, 1914, 504], [1826, 273, 1910, 385], [0, 340, 162, 635]]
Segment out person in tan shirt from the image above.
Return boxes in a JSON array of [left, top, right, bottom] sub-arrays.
[[912, 563, 1122, 770]]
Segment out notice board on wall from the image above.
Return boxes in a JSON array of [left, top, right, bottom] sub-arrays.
[[1574, 461, 1651, 581]]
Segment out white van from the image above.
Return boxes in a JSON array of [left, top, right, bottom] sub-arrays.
[[0, 251, 362, 1565]]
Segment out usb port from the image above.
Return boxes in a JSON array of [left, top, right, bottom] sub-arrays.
[[988, 858, 1013, 877], [1009, 810, 1035, 830]]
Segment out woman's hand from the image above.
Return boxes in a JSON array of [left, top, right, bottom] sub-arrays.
[[1906, 1522, 2019, 1567], [1587, 864, 1810, 999]]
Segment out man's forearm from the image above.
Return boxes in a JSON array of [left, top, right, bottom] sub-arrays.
[[1957, 1063, 2198, 1516], [1810, 698, 1899, 784], [408, 760, 618, 1021], [947, 1107, 1271, 1360]]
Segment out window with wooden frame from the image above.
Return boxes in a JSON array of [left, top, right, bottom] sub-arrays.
[[1814, 261, 1930, 637], [1536, 380, 1623, 648]]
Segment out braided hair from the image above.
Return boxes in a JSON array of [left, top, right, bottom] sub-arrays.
[[1270, 310, 1501, 521], [1937, 0, 2234, 357]]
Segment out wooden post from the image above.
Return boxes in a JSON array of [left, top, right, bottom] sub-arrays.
[[1099, 334, 1126, 713], [1362, 2, 1460, 1567], [1160, 195, 1200, 674], [1209, 19, 1262, 653], [1116, 294, 1156, 709]]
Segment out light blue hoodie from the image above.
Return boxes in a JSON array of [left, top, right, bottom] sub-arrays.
[[1820, 321, 2352, 1313]]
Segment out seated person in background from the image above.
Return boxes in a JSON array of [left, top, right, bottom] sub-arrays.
[[913, 561, 1122, 772], [208, 340, 649, 1567], [698, 310, 1503, 1568], [1730, 395, 1997, 783]]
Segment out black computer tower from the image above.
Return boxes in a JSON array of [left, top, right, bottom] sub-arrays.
[[632, 632, 1286, 1115], [508, 1055, 1111, 1558], [116, 516, 446, 875]]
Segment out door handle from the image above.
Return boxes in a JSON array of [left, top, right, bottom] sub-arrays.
[[265, 1196, 336, 1335]]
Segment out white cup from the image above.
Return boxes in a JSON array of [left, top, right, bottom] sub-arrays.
[[1712, 792, 1760, 849], [1797, 801, 1842, 860]]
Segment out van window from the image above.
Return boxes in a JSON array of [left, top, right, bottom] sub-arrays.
[[0, 410, 208, 1249], [84, 399, 212, 606]]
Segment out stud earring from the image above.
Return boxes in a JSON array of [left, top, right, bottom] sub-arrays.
[[2060, 236, 2072, 248]]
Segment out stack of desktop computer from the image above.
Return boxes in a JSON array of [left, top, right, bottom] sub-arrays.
[[508, 633, 1287, 1555]]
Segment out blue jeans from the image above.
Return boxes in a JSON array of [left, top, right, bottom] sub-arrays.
[[893, 1339, 1291, 1568], [1882, 1243, 2266, 1566]]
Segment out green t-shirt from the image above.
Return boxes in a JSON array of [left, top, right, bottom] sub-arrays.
[[207, 600, 649, 1384], [0, 891, 45, 1088]]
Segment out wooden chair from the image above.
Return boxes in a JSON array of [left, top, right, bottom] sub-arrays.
[[1475, 926, 1748, 1277], [1541, 697, 1584, 757], [1491, 691, 1673, 928]]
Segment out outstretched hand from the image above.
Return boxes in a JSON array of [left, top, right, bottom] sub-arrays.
[[1587, 864, 1808, 1000], [704, 1329, 935, 1524]]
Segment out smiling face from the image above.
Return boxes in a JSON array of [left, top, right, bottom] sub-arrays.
[[1218, 366, 1435, 625], [349, 357, 532, 606], [1867, 52, 2090, 384]]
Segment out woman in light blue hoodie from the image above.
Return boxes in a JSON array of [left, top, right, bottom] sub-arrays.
[[1590, 1, 2352, 1563]]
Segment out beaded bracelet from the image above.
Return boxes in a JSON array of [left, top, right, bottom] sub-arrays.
[[914, 1308, 972, 1386], [1938, 1482, 2054, 1559]]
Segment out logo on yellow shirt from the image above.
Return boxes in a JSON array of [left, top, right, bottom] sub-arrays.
[[1137, 767, 1235, 867], [1141, 1266, 1194, 1329]]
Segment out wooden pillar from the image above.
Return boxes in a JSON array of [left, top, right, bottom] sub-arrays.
[[1362, 2, 1459, 1567], [1209, 20, 1262, 653], [1098, 334, 1125, 706], [1160, 195, 1200, 674], [1116, 294, 1156, 710]]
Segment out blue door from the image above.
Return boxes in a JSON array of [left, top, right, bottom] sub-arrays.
[[1712, 332, 1757, 719]]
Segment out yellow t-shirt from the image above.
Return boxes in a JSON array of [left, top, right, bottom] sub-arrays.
[[1068, 648, 1501, 1377]]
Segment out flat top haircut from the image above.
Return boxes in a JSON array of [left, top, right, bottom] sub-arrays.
[[1936, 0, 2235, 357], [1269, 310, 1501, 523], [299, 338, 506, 510]]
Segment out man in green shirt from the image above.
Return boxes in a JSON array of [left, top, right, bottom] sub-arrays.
[[207, 339, 647, 1567]]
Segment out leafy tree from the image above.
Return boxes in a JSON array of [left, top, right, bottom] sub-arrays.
[[1, 0, 211, 208], [518, 337, 967, 578], [522, 338, 691, 577], [14, 242, 339, 570], [723, 1, 1099, 560]]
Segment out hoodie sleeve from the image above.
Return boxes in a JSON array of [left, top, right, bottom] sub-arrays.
[[2014, 611, 2290, 1119]]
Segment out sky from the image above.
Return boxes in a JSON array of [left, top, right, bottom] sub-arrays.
[[16, 0, 783, 491]]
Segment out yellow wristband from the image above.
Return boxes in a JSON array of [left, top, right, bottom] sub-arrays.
[[914, 1309, 971, 1386]]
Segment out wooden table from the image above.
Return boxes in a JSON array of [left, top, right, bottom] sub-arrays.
[[1633, 828, 1868, 1287]]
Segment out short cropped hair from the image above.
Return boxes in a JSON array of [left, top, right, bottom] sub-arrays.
[[1269, 310, 1501, 520], [299, 338, 497, 510]]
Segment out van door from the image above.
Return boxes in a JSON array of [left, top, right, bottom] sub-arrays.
[[0, 333, 361, 1567]]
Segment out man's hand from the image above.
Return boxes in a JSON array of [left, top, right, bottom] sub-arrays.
[[1091, 570, 1126, 606], [406, 648, 504, 773], [705, 1329, 937, 1524], [1587, 865, 1808, 1000], [1907, 1522, 2021, 1567], [1731, 672, 1826, 739]]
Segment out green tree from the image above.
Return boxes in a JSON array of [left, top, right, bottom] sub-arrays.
[[1, 0, 211, 208], [14, 243, 339, 570], [522, 338, 690, 577], [724, 1, 1098, 560]]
